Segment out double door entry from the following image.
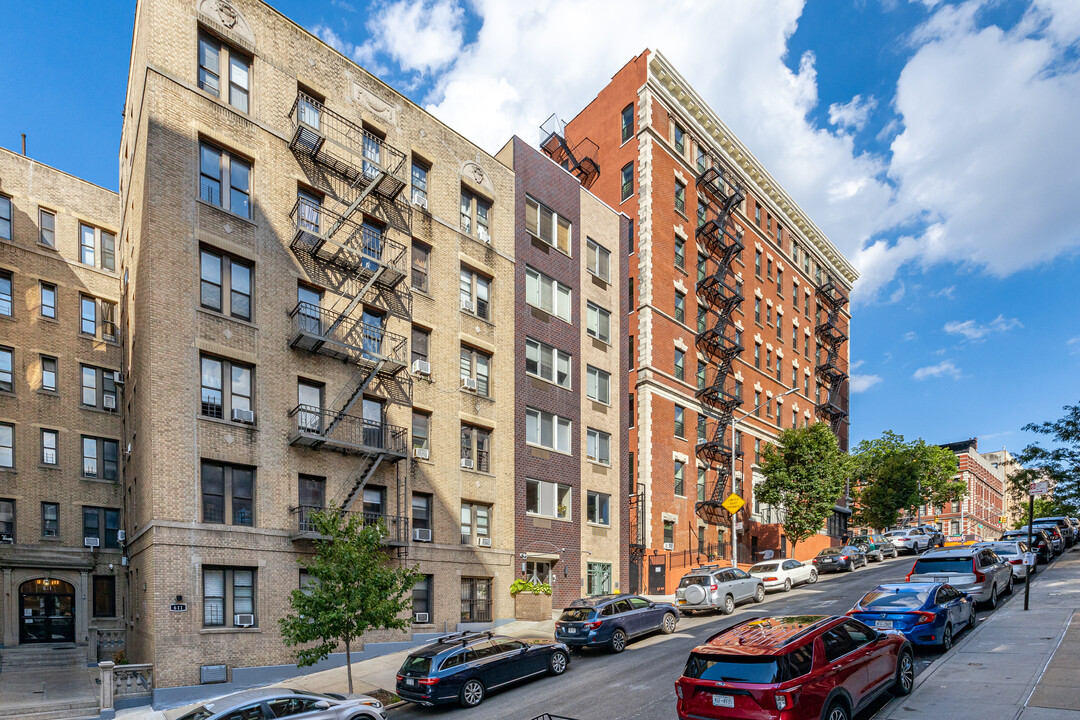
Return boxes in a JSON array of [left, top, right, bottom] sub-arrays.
[[19, 579, 75, 644]]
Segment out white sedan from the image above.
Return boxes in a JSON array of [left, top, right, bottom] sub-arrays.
[[748, 558, 818, 592], [974, 541, 1036, 580]]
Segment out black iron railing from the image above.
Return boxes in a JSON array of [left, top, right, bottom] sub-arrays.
[[288, 404, 408, 456], [291, 505, 407, 543], [289, 302, 407, 367]]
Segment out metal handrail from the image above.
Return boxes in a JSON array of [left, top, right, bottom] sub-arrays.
[[290, 505, 407, 539], [288, 404, 408, 455], [290, 196, 408, 275], [289, 302, 407, 365]]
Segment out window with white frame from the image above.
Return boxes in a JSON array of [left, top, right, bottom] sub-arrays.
[[459, 346, 491, 397], [460, 424, 491, 473], [39, 208, 55, 247], [41, 429, 58, 466], [411, 160, 429, 208], [41, 356, 57, 392], [460, 502, 491, 545], [526, 338, 571, 388], [80, 365, 117, 412], [82, 436, 119, 481], [40, 282, 56, 319], [0, 195, 10, 240], [525, 196, 571, 255], [526, 478, 571, 520], [586, 302, 611, 343], [460, 190, 492, 242], [203, 567, 256, 627], [0, 347, 11, 393], [459, 267, 491, 320], [526, 407, 571, 453], [0, 271, 10, 316], [525, 266, 571, 322], [587, 491, 610, 525], [586, 238, 610, 282], [198, 33, 250, 113], [586, 428, 610, 465], [586, 365, 610, 404]]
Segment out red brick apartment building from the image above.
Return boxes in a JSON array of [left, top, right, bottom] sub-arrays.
[[564, 50, 857, 593], [933, 439, 1007, 538]]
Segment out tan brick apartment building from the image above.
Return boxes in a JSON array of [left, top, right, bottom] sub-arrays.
[[495, 135, 629, 607], [117, 0, 521, 689], [565, 51, 857, 592], [0, 148, 125, 663]]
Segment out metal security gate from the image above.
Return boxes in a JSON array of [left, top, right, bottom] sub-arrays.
[[648, 558, 667, 594]]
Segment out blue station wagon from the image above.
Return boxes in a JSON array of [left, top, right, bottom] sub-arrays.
[[395, 631, 570, 708], [554, 594, 680, 652]]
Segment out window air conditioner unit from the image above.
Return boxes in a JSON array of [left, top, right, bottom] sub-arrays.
[[113, 371, 125, 385], [413, 447, 430, 460], [413, 612, 430, 623], [103, 395, 117, 410], [0, 533, 13, 544], [663, 542, 675, 551], [234, 614, 255, 628], [460, 297, 475, 313], [84, 537, 101, 548], [117, 530, 126, 542], [461, 457, 474, 470], [412, 528, 432, 542], [477, 227, 491, 244], [412, 359, 431, 376], [412, 193, 428, 211], [461, 377, 477, 391], [232, 408, 255, 424], [476, 536, 492, 548]]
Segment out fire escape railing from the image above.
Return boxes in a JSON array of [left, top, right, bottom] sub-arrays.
[[814, 281, 849, 441], [539, 114, 600, 190]]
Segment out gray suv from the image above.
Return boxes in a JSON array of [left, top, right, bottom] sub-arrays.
[[1035, 517, 1076, 548], [907, 546, 1014, 609], [674, 564, 765, 615]]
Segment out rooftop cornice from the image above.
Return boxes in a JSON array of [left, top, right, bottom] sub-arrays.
[[647, 50, 858, 286]]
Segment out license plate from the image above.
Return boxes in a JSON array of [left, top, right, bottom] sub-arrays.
[[567, 627, 577, 634], [875, 620, 893, 629], [678, 599, 686, 605], [712, 694, 735, 708], [934, 577, 950, 583], [406, 678, 416, 687]]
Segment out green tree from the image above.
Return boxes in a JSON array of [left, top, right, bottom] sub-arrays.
[[1008, 402, 1080, 514], [1012, 497, 1063, 529], [756, 423, 850, 556], [851, 431, 964, 530], [279, 506, 422, 694]]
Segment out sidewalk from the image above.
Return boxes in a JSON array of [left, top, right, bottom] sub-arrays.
[[877, 547, 1080, 720]]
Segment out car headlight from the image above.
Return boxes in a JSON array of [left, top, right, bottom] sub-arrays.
[[360, 700, 383, 708]]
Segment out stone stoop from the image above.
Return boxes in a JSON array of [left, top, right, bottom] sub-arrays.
[[0, 645, 88, 671], [0, 699, 99, 720]]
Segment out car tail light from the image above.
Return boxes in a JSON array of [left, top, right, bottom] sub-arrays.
[[911, 611, 937, 625], [710, 584, 718, 592], [396, 674, 404, 682], [845, 609, 857, 616], [775, 693, 789, 710], [675, 682, 684, 700], [583, 621, 603, 630], [840, 555, 849, 561], [764, 576, 779, 582], [973, 558, 986, 583], [775, 686, 801, 710], [418, 677, 440, 686], [905, 561, 917, 581], [1010, 559, 1022, 565]]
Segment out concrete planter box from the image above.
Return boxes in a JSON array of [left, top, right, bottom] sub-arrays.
[[513, 592, 552, 621]]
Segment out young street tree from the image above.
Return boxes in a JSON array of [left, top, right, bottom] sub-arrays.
[[756, 422, 850, 557], [1008, 401, 1080, 516], [279, 506, 422, 694], [850, 431, 964, 530]]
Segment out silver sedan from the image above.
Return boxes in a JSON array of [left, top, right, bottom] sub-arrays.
[[168, 688, 387, 720]]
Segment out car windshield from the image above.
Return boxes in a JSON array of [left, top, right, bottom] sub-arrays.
[[678, 576, 710, 588], [884, 530, 906, 537], [858, 589, 930, 609], [913, 557, 974, 574], [749, 563, 779, 573], [818, 547, 843, 556], [980, 543, 1019, 555], [684, 648, 811, 684], [559, 608, 592, 622], [399, 655, 432, 675]]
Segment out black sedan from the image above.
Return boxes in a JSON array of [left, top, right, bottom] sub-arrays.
[[812, 545, 868, 572], [396, 631, 569, 708], [555, 594, 679, 651]]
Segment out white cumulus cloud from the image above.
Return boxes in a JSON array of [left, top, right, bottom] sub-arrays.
[[943, 314, 1022, 340], [913, 360, 962, 380], [828, 94, 878, 131], [850, 374, 883, 393], [356, 0, 466, 75]]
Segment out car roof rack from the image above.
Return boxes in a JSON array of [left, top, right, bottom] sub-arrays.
[[691, 564, 721, 572]]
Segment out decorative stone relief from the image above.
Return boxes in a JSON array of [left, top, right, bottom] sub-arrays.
[[351, 82, 397, 126], [460, 161, 495, 194], [197, 0, 255, 49]]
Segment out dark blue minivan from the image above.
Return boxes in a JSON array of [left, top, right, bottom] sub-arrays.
[[554, 594, 680, 652]]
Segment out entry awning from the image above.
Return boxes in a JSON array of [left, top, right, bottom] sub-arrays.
[[525, 552, 561, 561]]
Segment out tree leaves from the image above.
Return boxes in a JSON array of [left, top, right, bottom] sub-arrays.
[[1010, 402, 1080, 515]]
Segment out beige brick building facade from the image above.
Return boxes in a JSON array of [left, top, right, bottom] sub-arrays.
[[118, 0, 518, 688], [0, 147, 125, 661]]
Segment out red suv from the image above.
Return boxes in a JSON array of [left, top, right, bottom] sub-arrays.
[[675, 615, 913, 720]]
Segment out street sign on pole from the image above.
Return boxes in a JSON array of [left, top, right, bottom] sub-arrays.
[[1029, 480, 1049, 496], [722, 493, 744, 515]]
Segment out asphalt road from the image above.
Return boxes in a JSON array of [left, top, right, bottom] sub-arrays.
[[386, 552, 982, 720]]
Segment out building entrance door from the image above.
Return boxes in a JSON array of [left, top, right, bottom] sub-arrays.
[[648, 558, 666, 594], [19, 579, 75, 644]]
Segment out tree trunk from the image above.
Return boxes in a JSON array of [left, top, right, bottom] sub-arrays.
[[345, 635, 353, 695]]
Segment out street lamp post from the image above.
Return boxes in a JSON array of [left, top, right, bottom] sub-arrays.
[[729, 387, 798, 567]]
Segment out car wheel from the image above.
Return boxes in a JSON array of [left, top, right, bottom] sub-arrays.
[[984, 584, 998, 610], [1005, 573, 1015, 595], [968, 606, 977, 629], [722, 595, 735, 615], [610, 629, 627, 653], [847, 560, 856, 572], [548, 650, 568, 675], [809, 569, 819, 584], [661, 612, 677, 634], [753, 585, 766, 603], [825, 698, 851, 720], [942, 623, 953, 651], [892, 649, 915, 696], [460, 679, 485, 708], [783, 578, 792, 592], [857, 543, 870, 554]]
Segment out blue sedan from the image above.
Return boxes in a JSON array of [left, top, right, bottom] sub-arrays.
[[848, 583, 975, 649], [554, 595, 680, 652]]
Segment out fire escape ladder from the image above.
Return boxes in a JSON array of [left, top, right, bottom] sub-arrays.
[[814, 281, 850, 437], [539, 114, 601, 190], [341, 455, 383, 512]]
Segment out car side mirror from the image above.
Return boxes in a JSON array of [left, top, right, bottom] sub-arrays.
[[520, 646, 529, 654], [875, 631, 889, 642], [648, 602, 656, 609], [314, 700, 331, 710]]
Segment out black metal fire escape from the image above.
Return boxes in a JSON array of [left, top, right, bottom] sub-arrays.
[[814, 280, 849, 448], [694, 155, 746, 526], [539, 114, 600, 190], [628, 483, 646, 593], [285, 91, 412, 547]]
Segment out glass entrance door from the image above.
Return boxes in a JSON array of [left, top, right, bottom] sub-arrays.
[[19, 579, 75, 643]]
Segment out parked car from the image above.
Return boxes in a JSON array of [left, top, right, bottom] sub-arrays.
[[1034, 516, 1076, 548], [847, 583, 975, 650], [395, 631, 570, 708], [812, 546, 867, 573], [910, 525, 946, 548], [973, 541, 1036, 580], [674, 615, 914, 720], [1001, 528, 1053, 564], [674, 564, 766, 615], [884, 528, 932, 554], [748, 558, 818, 592], [850, 534, 898, 561], [554, 594, 679, 652], [1032, 522, 1066, 555], [170, 689, 386, 720], [905, 546, 1014, 609]]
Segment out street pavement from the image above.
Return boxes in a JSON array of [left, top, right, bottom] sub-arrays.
[[386, 553, 949, 720]]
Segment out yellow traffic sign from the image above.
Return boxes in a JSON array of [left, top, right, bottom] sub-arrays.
[[722, 493, 744, 515]]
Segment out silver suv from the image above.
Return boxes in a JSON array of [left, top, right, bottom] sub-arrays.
[[674, 564, 765, 615], [907, 546, 1014, 609]]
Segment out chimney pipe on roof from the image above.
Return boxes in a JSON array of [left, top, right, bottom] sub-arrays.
[[21, 134, 26, 156]]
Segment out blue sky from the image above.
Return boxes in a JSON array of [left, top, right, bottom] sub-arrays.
[[1, 0, 1076, 456]]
